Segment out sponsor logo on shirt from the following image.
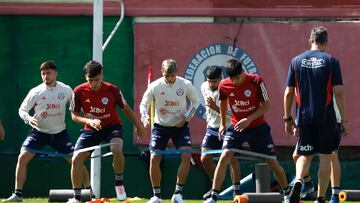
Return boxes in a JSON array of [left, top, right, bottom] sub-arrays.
[[85, 99, 90, 103], [90, 106, 106, 113], [301, 57, 325, 69], [46, 103, 60, 110], [58, 93, 65, 100], [230, 93, 235, 97], [159, 108, 181, 115], [184, 43, 260, 120], [176, 89, 184, 96], [234, 99, 250, 106], [165, 100, 179, 107], [42, 96, 47, 100], [41, 112, 48, 119], [86, 113, 110, 120], [160, 91, 165, 96], [101, 97, 109, 105]]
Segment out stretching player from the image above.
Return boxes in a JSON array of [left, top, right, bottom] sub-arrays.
[[200, 66, 241, 199], [67, 60, 146, 203], [140, 59, 199, 203], [3, 61, 90, 202], [204, 59, 290, 203]]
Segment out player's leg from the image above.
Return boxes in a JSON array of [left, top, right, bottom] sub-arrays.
[[3, 129, 46, 202], [229, 157, 241, 196], [247, 123, 290, 201], [201, 147, 215, 179], [147, 124, 168, 203], [53, 130, 91, 190], [68, 128, 98, 203], [201, 128, 221, 180], [293, 148, 314, 198], [70, 151, 90, 203], [103, 124, 126, 201], [171, 122, 192, 203], [204, 125, 238, 203], [289, 125, 316, 203], [316, 125, 334, 203], [330, 123, 342, 203], [329, 152, 341, 203], [201, 128, 224, 199]]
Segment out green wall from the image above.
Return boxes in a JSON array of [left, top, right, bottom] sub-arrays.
[[0, 15, 141, 197]]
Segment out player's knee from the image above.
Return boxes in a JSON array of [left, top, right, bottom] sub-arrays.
[[150, 155, 162, 165], [72, 154, 85, 166], [111, 147, 123, 155]]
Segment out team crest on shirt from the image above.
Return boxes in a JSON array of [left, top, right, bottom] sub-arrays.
[[184, 43, 260, 120], [58, 93, 65, 100], [244, 90, 252, 97], [101, 97, 109, 105], [176, 89, 184, 96]]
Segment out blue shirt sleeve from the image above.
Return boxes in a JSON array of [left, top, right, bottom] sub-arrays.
[[286, 59, 296, 87]]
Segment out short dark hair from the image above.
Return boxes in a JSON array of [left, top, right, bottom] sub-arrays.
[[161, 59, 177, 74], [225, 59, 243, 77], [206, 66, 222, 79], [40, 60, 57, 71], [310, 26, 328, 45], [84, 60, 103, 78]]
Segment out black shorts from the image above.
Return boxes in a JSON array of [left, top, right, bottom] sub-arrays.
[[149, 123, 191, 150], [21, 129, 73, 154], [222, 123, 276, 157], [201, 127, 223, 150], [74, 124, 123, 151], [296, 124, 337, 155]]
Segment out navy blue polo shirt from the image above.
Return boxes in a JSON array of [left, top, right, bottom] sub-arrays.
[[286, 50, 343, 125]]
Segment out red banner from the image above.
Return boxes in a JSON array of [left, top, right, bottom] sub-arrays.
[[134, 22, 359, 146]]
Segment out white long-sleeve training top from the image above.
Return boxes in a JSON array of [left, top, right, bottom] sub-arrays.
[[140, 76, 200, 127], [19, 81, 73, 134], [200, 81, 231, 129]]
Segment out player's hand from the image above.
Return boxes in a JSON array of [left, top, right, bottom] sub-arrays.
[[29, 115, 39, 128], [285, 120, 297, 137], [142, 117, 150, 128], [206, 97, 217, 110], [136, 125, 146, 140], [176, 116, 186, 128], [234, 118, 250, 132], [88, 119, 102, 131], [218, 125, 225, 141]]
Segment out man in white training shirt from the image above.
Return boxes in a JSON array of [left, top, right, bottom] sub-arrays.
[[200, 66, 240, 199], [3, 61, 90, 202], [140, 59, 200, 203]]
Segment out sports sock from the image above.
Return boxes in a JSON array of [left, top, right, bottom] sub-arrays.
[[115, 173, 124, 186], [153, 187, 161, 198], [14, 189, 23, 198], [74, 188, 82, 201], [174, 183, 184, 194], [211, 189, 219, 201]]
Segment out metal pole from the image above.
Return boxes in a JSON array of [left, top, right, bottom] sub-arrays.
[[91, 0, 103, 198]]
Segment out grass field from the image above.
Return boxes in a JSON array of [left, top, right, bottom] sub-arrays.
[[2, 198, 334, 203]]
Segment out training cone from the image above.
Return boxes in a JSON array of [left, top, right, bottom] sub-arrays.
[[233, 195, 248, 203]]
